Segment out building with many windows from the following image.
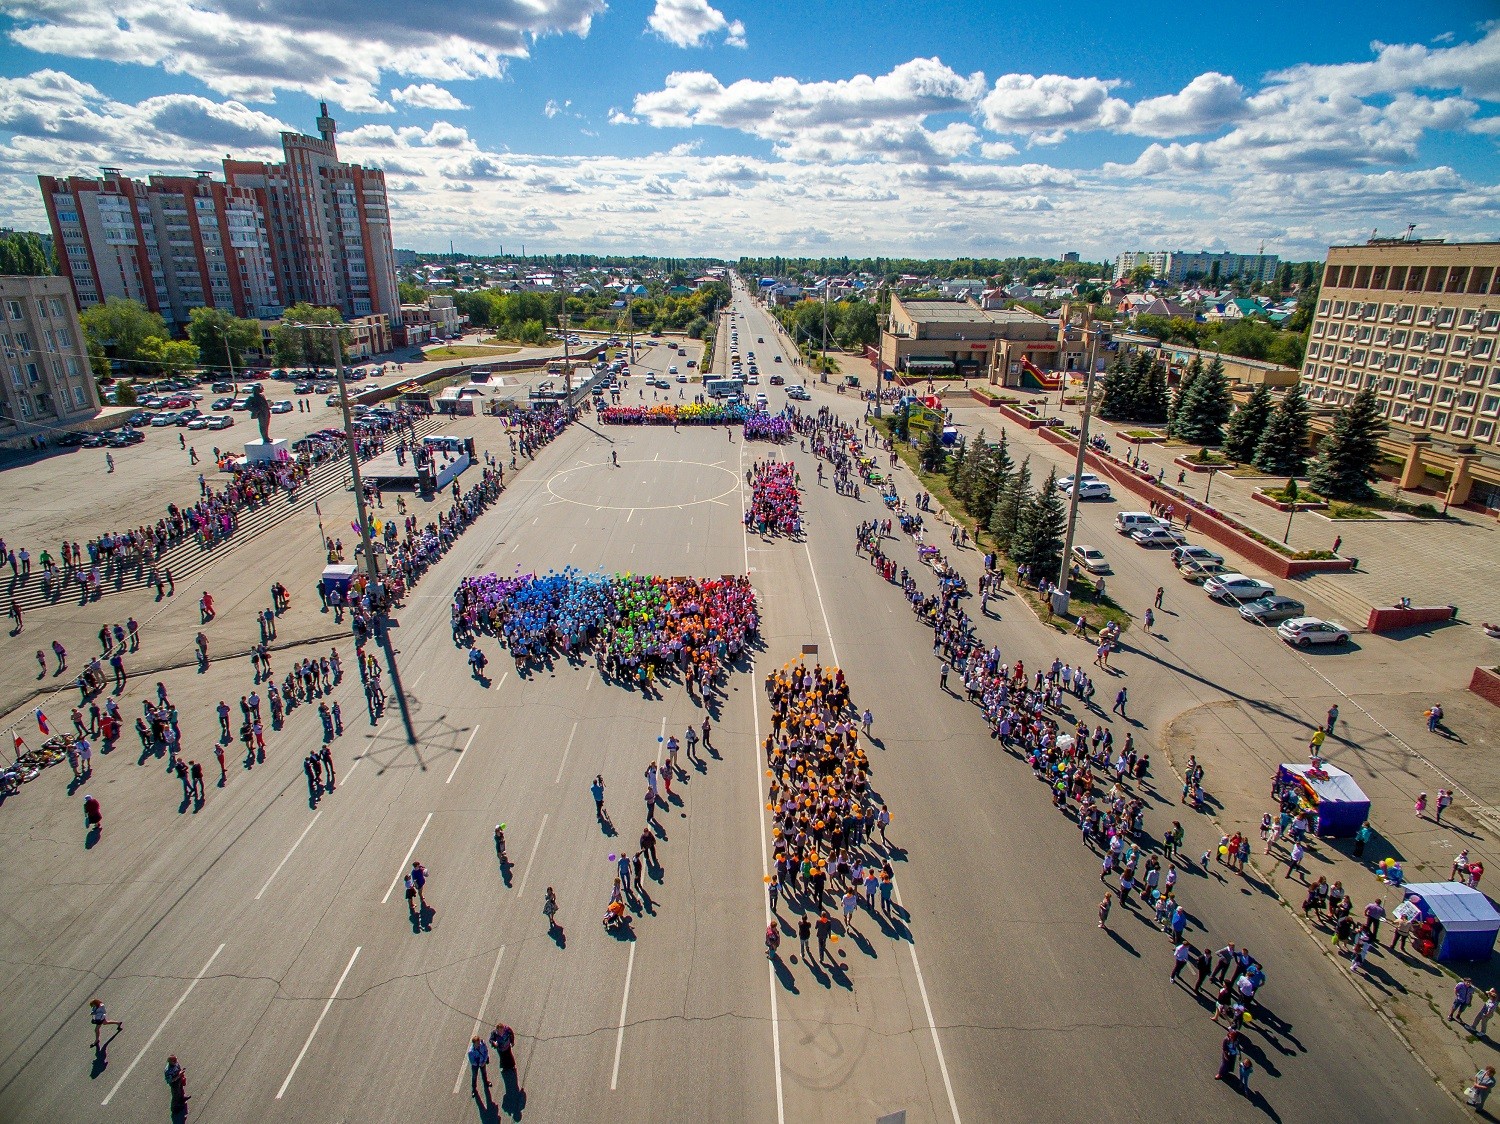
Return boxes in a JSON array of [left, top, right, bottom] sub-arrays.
[[1113, 250, 1280, 284], [1301, 238, 1500, 508], [40, 106, 400, 331], [0, 274, 101, 439]]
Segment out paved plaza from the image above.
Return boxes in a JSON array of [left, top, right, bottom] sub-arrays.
[[0, 282, 1492, 1123]]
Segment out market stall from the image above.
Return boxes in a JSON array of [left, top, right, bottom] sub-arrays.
[[320, 564, 357, 600], [1397, 882, 1500, 961], [1273, 763, 1371, 838]]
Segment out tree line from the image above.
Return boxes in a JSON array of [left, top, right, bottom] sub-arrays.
[[771, 299, 880, 351], [1099, 349, 1387, 499]]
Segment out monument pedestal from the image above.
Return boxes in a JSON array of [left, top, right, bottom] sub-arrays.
[[244, 437, 289, 464]]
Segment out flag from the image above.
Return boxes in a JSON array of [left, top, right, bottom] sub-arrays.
[[35, 709, 49, 734]]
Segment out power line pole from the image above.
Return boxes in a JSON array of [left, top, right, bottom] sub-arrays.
[[1054, 306, 1101, 618]]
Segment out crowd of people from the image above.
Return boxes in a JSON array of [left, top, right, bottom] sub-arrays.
[[451, 570, 759, 694], [600, 402, 747, 426], [1, 405, 427, 610], [743, 412, 793, 442], [762, 660, 896, 969], [746, 460, 801, 537]]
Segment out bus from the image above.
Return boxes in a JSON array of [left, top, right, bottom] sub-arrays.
[[705, 377, 744, 399]]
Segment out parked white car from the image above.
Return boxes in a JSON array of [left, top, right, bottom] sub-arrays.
[[1204, 574, 1276, 603], [1131, 525, 1187, 547], [1277, 617, 1351, 646]]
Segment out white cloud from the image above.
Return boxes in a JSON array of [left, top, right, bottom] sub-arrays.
[[1124, 72, 1247, 137], [647, 0, 747, 49], [631, 58, 988, 161], [979, 74, 1129, 137], [4, 0, 606, 109], [390, 84, 470, 111]]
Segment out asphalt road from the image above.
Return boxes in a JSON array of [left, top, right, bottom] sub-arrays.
[[0, 279, 1462, 1122]]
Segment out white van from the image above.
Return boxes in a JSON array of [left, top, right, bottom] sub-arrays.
[[1115, 512, 1160, 535]]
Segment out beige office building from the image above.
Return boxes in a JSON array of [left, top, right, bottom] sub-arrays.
[[0, 273, 101, 440], [879, 295, 1084, 385], [1301, 239, 1500, 507]]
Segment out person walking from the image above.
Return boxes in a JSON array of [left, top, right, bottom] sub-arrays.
[[1284, 841, 1306, 881], [89, 998, 122, 1048], [83, 793, 102, 837], [1098, 891, 1113, 929], [639, 828, 658, 868], [1113, 688, 1128, 717], [489, 1022, 517, 1072], [411, 861, 428, 908], [1453, 978, 1477, 1024], [1171, 940, 1193, 983], [467, 1036, 492, 1098], [798, 914, 812, 960], [1475, 989, 1500, 1038], [164, 1055, 189, 1112], [1154, 586, 1164, 609], [939, 662, 950, 693], [815, 911, 832, 962], [592, 775, 607, 819], [1467, 1065, 1497, 1111], [1214, 1029, 1240, 1082]]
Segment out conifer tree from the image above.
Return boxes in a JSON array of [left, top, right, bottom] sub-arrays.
[[1224, 385, 1273, 462], [1252, 384, 1311, 474], [1307, 388, 1388, 500]]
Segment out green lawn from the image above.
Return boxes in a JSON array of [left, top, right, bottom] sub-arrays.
[[870, 417, 1131, 636], [423, 344, 521, 360]]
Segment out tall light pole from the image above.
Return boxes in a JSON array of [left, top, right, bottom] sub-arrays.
[[301, 321, 379, 598], [1054, 307, 1100, 616], [1204, 467, 1220, 505], [218, 324, 238, 396]]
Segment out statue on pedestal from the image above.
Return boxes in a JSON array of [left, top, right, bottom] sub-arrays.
[[245, 383, 272, 443]]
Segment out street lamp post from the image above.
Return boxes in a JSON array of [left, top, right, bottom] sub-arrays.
[[302, 322, 380, 597], [1054, 310, 1101, 616], [218, 326, 238, 396], [1204, 467, 1220, 506]]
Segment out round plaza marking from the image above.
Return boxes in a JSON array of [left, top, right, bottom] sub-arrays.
[[545, 458, 741, 511]]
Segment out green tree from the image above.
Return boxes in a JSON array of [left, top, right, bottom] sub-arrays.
[[1011, 468, 1067, 577], [1140, 360, 1169, 423], [1224, 385, 1273, 462], [111, 380, 137, 406], [1167, 356, 1203, 438], [0, 231, 52, 276], [919, 418, 945, 472], [988, 457, 1032, 553], [1174, 355, 1233, 445], [186, 306, 261, 371], [1128, 263, 1155, 290], [1306, 388, 1388, 500], [892, 400, 910, 443], [80, 298, 169, 375], [1098, 356, 1135, 419], [274, 304, 346, 369], [1252, 384, 1311, 474], [137, 335, 200, 376]]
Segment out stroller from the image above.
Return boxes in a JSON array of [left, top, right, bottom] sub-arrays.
[[602, 900, 628, 931]]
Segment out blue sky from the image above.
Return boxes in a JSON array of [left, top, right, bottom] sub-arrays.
[[0, 1, 1496, 260]]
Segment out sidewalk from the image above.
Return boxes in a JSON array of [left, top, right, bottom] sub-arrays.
[[1166, 695, 1500, 1097], [982, 388, 1500, 626]]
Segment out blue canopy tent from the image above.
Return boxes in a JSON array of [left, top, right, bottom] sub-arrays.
[[1400, 882, 1500, 961], [1275, 763, 1371, 838]]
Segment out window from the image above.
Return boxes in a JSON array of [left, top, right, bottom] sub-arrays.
[[1430, 334, 1448, 352], [1477, 339, 1494, 358], [1447, 362, 1464, 381], [1397, 305, 1414, 322], [1485, 395, 1500, 416], [24, 363, 38, 384], [18, 396, 30, 417], [65, 357, 79, 378], [1419, 384, 1435, 402], [1438, 308, 1456, 327], [1454, 337, 1470, 355], [14, 332, 28, 352], [72, 386, 85, 407], [1398, 379, 1415, 398], [1424, 359, 1441, 376], [1483, 310, 1500, 330], [1393, 330, 1408, 346], [1376, 327, 1390, 343], [1453, 416, 1471, 436], [1418, 306, 1435, 325], [1426, 410, 1443, 428], [1332, 301, 1345, 316], [1477, 420, 1495, 441], [1438, 387, 1454, 404], [1381, 304, 1397, 321], [5, 300, 20, 320], [49, 298, 65, 317], [1461, 308, 1477, 327], [55, 329, 71, 349]]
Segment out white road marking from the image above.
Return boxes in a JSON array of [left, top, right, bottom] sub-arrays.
[[410, 670, 427, 689], [276, 947, 361, 1100], [453, 945, 507, 1094], [655, 715, 667, 767], [609, 942, 637, 1091], [554, 721, 578, 785], [256, 812, 322, 900], [894, 880, 961, 1124], [515, 814, 548, 899], [802, 540, 840, 666], [626, 509, 634, 522], [101, 943, 225, 1106], [570, 542, 577, 555], [446, 725, 482, 784], [382, 813, 433, 904]]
